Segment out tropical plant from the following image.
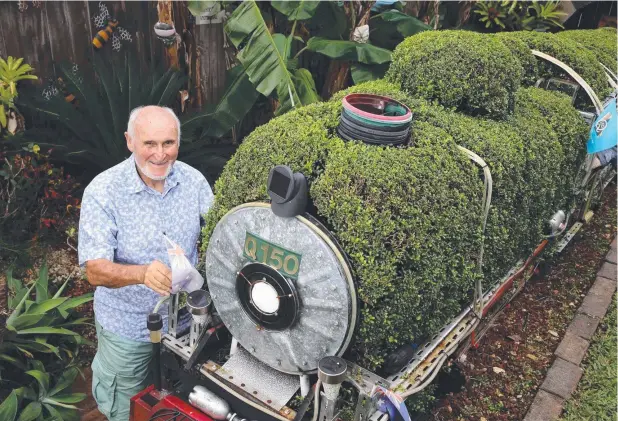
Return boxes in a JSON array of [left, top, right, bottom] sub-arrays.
[[0, 362, 85, 421], [0, 56, 36, 133], [473, 0, 516, 29], [520, 0, 566, 31], [16, 50, 185, 174], [472, 0, 566, 32], [183, 1, 429, 143], [0, 263, 93, 381]]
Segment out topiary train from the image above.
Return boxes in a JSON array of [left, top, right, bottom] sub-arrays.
[[202, 30, 591, 375]]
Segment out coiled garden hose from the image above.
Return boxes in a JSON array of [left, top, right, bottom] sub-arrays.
[[337, 94, 413, 146]]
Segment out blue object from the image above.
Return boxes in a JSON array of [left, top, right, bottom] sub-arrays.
[[373, 386, 411, 421], [587, 98, 617, 154], [371, 0, 402, 13]]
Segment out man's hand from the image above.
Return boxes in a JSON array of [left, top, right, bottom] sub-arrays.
[[142, 260, 172, 296]]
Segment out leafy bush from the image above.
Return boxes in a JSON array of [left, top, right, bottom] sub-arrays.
[[556, 28, 618, 73], [493, 34, 539, 86], [0, 264, 92, 420], [203, 92, 485, 369], [495, 31, 611, 100], [0, 363, 85, 421], [0, 148, 80, 260], [386, 30, 522, 119]]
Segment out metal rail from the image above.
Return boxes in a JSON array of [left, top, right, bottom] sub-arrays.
[[387, 219, 587, 398]]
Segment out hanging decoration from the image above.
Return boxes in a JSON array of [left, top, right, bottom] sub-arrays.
[[42, 64, 82, 102], [153, 21, 177, 47], [91, 2, 132, 52], [17, 1, 42, 12]]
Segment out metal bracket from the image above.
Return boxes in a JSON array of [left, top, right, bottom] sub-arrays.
[[168, 293, 180, 338]]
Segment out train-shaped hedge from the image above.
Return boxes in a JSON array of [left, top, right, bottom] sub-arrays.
[[202, 29, 614, 371]]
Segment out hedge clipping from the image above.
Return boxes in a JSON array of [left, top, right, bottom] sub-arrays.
[[386, 30, 522, 119]]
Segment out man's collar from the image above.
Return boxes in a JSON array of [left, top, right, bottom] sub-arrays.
[[125, 154, 180, 194]]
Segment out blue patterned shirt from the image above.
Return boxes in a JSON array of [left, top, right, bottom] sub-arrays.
[[78, 155, 214, 341]]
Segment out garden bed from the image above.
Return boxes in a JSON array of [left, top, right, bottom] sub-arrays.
[[429, 185, 617, 421]]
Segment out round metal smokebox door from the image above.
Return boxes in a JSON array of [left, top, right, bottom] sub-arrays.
[[205, 203, 356, 375]]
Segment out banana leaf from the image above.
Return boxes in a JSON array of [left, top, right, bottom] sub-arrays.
[[350, 62, 390, 84], [225, 0, 302, 115], [306, 37, 392, 64], [373, 9, 431, 37], [271, 1, 320, 20], [293, 68, 320, 105], [182, 65, 260, 140]]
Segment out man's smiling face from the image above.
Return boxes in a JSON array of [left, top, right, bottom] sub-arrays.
[[126, 106, 179, 182]]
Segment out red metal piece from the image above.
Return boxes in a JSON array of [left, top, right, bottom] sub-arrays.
[[130, 384, 214, 421], [482, 239, 549, 317]]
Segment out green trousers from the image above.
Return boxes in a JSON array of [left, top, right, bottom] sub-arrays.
[[92, 321, 153, 421]]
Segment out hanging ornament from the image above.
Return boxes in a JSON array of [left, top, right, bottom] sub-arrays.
[[91, 1, 131, 51], [154, 22, 177, 47]]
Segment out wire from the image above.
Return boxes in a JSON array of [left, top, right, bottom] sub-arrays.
[[311, 379, 323, 421]]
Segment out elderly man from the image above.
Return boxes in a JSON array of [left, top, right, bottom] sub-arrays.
[[78, 105, 214, 421]]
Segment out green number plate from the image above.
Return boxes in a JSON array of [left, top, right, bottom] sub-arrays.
[[243, 232, 302, 279]]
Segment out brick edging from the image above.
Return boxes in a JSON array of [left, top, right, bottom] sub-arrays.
[[523, 237, 617, 421]]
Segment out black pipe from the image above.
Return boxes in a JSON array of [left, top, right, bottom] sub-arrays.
[[147, 313, 163, 391]]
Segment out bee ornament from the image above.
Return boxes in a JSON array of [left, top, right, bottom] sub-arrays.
[[91, 2, 132, 52]]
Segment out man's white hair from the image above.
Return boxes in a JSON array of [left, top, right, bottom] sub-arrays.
[[127, 106, 181, 143]]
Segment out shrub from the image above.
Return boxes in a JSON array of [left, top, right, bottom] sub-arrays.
[[0, 148, 80, 261], [493, 34, 539, 86], [203, 91, 485, 370], [556, 28, 618, 73], [386, 30, 522, 119], [495, 31, 611, 100]]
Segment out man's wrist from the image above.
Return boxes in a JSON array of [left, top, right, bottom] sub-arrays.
[[138, 265, 147, 284]]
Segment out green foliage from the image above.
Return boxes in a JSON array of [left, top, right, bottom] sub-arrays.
[[0, 263, 91, 418], [493, 34, 539, 86], [203, 84, 485, 369], [561, 295, 617, 421], [495, 31, 611, 100], [224, 0, 316, 116], [17, 50, 186, 174], [386, 30, 522, 119], [471, 1, 565, 32], [520, 1, 566, 31], [409, 87, 587, 280], [0, 362, 85, 421], [0, 148, 80, 261], [1, 263, 93, 384], [0, 56, 36, 132], [556, 28, 618, 73]]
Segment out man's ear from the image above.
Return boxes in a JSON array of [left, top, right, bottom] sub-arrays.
[[125, 132, 134, 153]]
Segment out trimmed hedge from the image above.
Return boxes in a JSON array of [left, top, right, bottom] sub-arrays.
[[493, 34, 539, 86], [203, 89, 485, 369], [495, 31, 611, 99], [556, 28, 618, 73], [202, 79, 588, 374], [386, 30, 522, 119]]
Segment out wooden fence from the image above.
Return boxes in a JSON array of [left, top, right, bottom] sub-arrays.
[[0, 0, 227, 110]]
